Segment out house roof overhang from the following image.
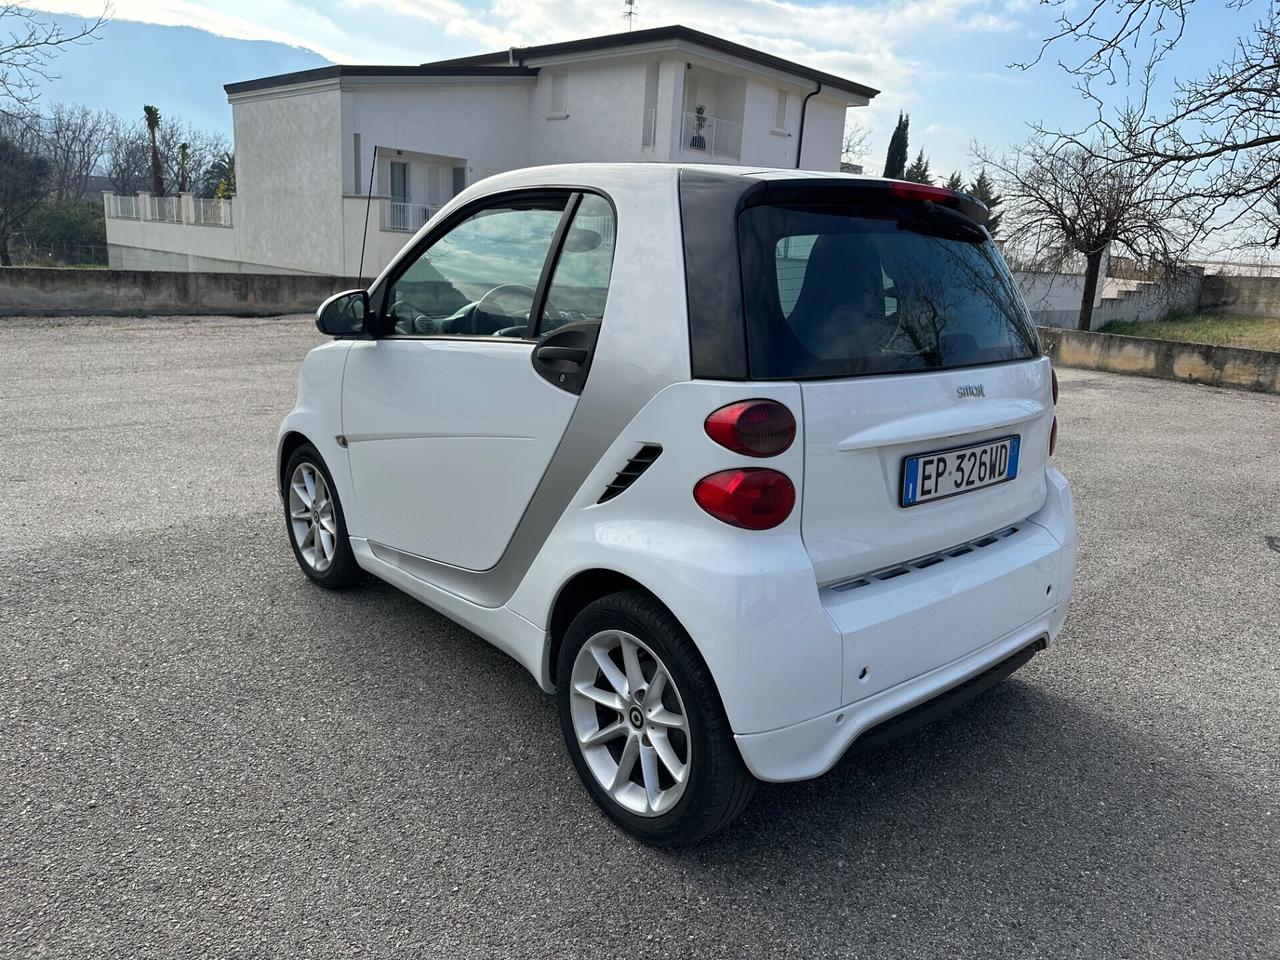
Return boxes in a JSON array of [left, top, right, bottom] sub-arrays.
[[427, 24, 878, 102], [224, 64, 538, 98]]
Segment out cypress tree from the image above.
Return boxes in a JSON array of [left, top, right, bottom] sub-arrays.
[[968, 169, 1004, 236], [882, 112, 909, 179], [903, 149, 933, 185]]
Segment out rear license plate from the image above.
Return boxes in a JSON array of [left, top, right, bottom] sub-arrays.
[[901, 435, 1020, 507]]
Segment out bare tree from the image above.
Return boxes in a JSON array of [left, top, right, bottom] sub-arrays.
[[982, 134, 1202, 330], [1018, 0, 1280, 249], [0, 116, 50, 264], [841, 120, 871, 170], [103, 114, 149, 195], [0, 5, 107, 120], [41, 102, 109, 201], [156, 117, 229, 196]]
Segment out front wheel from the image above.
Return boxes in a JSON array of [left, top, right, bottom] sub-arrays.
[[557, 590, 756, 846], [282, 443, 363, 590]]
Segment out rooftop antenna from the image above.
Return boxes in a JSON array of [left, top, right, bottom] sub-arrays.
[[622, 0, 636, 31]]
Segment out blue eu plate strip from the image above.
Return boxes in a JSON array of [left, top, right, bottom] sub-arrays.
[[902, 457, 920, 506]]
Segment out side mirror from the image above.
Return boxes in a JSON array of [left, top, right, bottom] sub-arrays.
[[316, 289, 369, 337]]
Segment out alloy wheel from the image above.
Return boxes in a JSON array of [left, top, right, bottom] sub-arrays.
[[568, 629, 691, 817], [287, 462, 337, 573]]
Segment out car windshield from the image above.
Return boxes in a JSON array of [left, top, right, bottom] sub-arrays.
[[738, 204, 1040, 379]]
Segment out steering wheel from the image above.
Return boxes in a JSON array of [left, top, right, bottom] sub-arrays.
[[473, 283, 564, 334], [389, 295, 439, 334]]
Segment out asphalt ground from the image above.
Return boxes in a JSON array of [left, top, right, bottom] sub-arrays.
[[2, 314, 1277, 958]]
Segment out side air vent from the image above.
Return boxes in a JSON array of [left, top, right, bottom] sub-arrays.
[[598, 444, 663, 504], [833, 525, 1021, 592]]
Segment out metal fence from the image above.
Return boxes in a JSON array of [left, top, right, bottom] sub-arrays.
[[680, 111, 743, 160], [191, 197, 233, 227], [105, 195, 140, 220], [148, 195, 182, 223], [7, 238, 109, 267], [382, 200, 441, 233]]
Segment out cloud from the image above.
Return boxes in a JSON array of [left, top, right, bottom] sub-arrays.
[[17, 0, 1027, 151]]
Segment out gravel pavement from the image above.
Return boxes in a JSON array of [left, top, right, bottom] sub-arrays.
[[2, 314, 1277, 958]]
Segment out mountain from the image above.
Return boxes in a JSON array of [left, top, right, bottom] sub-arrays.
[[30, 13, 331, 135]]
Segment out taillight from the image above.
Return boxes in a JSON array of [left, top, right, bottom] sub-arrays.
[[1049, 366, 1059, 456], [693, 468, 795, 530], [888, 181, 960, 204], [704, 400, 796, 457]]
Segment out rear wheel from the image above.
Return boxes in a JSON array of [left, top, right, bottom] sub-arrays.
[[283, 443, 363, 589], [557, 590, 756, 846]]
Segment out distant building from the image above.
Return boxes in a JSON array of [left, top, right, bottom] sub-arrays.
[[103, 25, 878, 275], [840, 161, 864, 175]]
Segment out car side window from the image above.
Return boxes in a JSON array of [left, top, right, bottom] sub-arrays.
[[385, 197, 568, 338], [538, 194, 616, 337]]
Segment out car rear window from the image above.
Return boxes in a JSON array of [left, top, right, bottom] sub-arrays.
[[738, 204, 1040, 379]]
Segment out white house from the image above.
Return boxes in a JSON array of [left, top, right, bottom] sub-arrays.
[[103, 25, 878, 277]]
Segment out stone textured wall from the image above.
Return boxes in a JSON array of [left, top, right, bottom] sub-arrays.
[[0, 268, 368, 317], [1198, 274, 1280, 319]]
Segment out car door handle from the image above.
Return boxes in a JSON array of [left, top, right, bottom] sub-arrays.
[[535, 345, 588, 364]]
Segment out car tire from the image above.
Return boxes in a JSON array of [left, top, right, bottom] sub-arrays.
[[557, 589, 756, 846], [282, 443, 364, 590]]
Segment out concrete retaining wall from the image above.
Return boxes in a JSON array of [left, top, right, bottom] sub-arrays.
[[0, 268, 368, 317], [1038, 326, 1280, 394], [1198, 274, 1280, 319]]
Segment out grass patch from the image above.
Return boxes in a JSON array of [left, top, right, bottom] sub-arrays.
[[1098, 313, 1280, 352]]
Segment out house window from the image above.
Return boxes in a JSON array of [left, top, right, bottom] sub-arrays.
[[548, 72, 568, 119], [773, 89, 789, 133], [390, 161, 409, 203]]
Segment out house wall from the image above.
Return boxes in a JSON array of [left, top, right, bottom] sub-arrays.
[[795, 94, 847, 172], [234, 85, 346, 274], [737, 78, 801, 168], [527, 59, 651, 163], [344, 80, 534, 194]]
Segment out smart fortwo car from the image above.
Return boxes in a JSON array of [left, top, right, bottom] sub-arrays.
[[278, 163, 1076, 845]]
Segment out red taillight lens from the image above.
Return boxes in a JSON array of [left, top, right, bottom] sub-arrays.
[[704, 400, 796, 457], [693, 468, 795, 530], [888, 181, 960, 204], [1049, 416, 1058, 457], [1051, 368, 1059, 405]]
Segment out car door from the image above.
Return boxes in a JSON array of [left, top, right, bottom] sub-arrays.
[[341, 190, 617, 573]]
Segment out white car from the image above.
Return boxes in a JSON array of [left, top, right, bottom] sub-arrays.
[[278, 163, 1076, 845]]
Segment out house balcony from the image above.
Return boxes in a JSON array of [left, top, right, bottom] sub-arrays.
[[680, 110, 742, 160], [380, 199, 443, 233]]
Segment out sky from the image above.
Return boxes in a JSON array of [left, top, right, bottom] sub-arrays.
[[15, 0, 1256, 180]]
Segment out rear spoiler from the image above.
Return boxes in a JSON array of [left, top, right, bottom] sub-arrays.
[[742, 178, 991, 228]]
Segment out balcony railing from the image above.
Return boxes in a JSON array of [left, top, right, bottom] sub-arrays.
[[382, 200, 441, 233], [641, 108, 656, 147], [192, 197, 233, 227], [680, 111, 743, 160], [105, 195, 140, 220], [148, 195, 182, 223], [103, 194, 233, 228]]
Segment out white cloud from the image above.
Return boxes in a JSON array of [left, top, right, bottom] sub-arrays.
[[17, 0, 1027, 152]]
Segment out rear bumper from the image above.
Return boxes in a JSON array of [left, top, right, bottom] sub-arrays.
[[734, 466, 1075, 782], [734, 610, 1059, 781]]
